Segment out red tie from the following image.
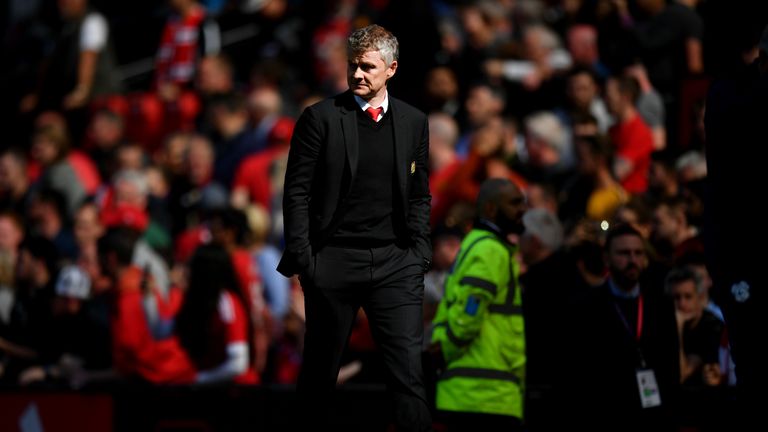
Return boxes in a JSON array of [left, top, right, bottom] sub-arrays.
[[366, 106, 383, 121]]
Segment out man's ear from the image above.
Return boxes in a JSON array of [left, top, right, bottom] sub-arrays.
[[387, 60, 398, 79]]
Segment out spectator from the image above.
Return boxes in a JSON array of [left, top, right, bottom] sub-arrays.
[[27, 188, 77, 259], [650, 196, 700, 265], [569, 134, 628, 223], [30, 126, 87, 217], [244, 204, 289, 321], [665, 266, 723, 386], [175, 243, 258, 384], [86, 108, 126, 181], [605, 75, 655, 194], [105, 169, 172, 298], [519, 111, 572, 188], [2, 236, 60, 384], [19, 0, 121, 113], [0, 149, 33, 216], [154, 0, 219, 103], [579, 224, 679, 430], [99, 228, 195, 384], [625, 62, 667, 151], [566, 24, 610, 79], [518, 208, 564, 270], [209, 92, 260, 187]]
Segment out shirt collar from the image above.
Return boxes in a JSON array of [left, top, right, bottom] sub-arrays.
[[354, 92, 389, 115], [608, 278, 641, 299], [475, 218, 515, 247]]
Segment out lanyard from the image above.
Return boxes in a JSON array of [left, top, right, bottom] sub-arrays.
[[613, 294, 647, 368], [613, 293, 644, 342]]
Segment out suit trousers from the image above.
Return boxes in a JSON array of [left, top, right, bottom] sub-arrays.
[[298, 243, 432, 431]]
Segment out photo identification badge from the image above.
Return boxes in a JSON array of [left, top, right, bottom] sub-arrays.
[[636, 369, 662, 408]]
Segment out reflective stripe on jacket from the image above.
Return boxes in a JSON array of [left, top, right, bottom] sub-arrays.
[[431, 228, 525, 418]]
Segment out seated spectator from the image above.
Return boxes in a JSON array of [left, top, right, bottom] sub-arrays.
[[27, 188, 78, 259], [30, 126, 88, 217], [209, 93, 261, 187], [102, 169, 172, 298], [17, 265, 110, 389], [244, 204, 289, 322], [1, 236, 60, 385], [175, 243, 258, 384], [85, 108, 126, 181], [100, 228, 195, 384], [665, 266, 724, 387], [0, 149, 33, 216]]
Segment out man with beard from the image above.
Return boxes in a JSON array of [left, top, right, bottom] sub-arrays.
[[430, 178, 527, 430], [578, 223, 680, 431]]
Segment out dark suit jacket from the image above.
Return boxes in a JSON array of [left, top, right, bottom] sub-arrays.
[[578, 281, 680, 430], [277, 91, 431, 277]]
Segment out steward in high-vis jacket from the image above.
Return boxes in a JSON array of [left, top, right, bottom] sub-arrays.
[[430, 178, 527, 430]]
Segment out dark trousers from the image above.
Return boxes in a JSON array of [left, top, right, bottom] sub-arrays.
[[298, 243, 432, 431]]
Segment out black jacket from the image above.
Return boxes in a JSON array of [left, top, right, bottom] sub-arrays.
[[277, 91, 431, 277]]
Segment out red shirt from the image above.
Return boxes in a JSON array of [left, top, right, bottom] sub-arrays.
[[112, 267, 196, 384], [232, 147, 286, 211], [155, 5, 206, 88], [231, 248, 262, 315], [215, 291, 259, 384], [609, 113, 654, 194]]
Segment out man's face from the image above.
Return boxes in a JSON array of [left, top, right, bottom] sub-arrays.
[[347, 51, 397, 101], [74, 205, 104, 245], [568, 72, 596, 110], [494, 185, 527, 236], [606, 234, 648, 287], [465, 86, 501, 127], [651, 205, 679, 245], [0, 155, 22, 191], [0, 217, 23, 252], [114, 179, 144, 207], [671, 279, 704, 318]]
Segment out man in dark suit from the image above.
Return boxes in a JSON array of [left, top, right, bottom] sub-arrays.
[[277, 25, 432, 431], [579, 223, 680, 431]]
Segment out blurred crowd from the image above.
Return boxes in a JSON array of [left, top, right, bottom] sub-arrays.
[[0, 0, 762, 430]]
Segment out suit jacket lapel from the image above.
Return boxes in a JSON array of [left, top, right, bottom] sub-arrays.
[[340, 92, 359, 180]]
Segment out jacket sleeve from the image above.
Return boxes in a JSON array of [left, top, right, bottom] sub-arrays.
[[408, 116, 433, 264], [439, 246, 506, 363], [277, 107, 322, 277]]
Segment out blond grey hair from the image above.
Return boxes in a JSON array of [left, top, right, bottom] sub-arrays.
[[347, 24, 399, 65]]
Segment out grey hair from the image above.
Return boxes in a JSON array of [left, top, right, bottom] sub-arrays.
[[675, 151, 707, 179], [664, 266, 705, 296], [522, 208, 564, 252], [347, 24, 399, 65], [524, 24, 561, 51], [428, 113, 459, 148], [112, 169, 149, 198], [525, 111, 567, 155]]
